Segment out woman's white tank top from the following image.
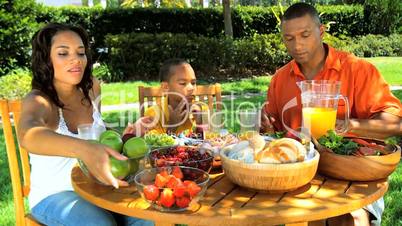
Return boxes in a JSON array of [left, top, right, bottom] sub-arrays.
[[29, 102, 105, 208]]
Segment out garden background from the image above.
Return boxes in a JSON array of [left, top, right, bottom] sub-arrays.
[[0, 0, 401, 225]]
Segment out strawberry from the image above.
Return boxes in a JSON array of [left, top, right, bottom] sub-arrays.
[[166, 176, 183, 189], [155, 174, 168, 187], [173, 184, 187, 197], [172, 166, 184, 179], [159, 169, 170, 178], [187, 182, 201, 197], [143, 185, 160, 201], [175, 196, 191, 208], [183, 180, 197, 187], [160, 188, 175, 208]]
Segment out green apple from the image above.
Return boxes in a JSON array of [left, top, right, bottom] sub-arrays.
[[123, 137, 148, 158], [109, 157, 130, 179], [100, 136, 123, 153], [99, 130, 121, 142], [128, 158, 140, 174]]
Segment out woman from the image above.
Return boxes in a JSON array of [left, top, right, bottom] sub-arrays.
[[18, 23, 153, 226]]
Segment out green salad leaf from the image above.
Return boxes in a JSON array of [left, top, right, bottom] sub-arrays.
[[317, 130, 359, 155], [384, 136, 402, 146], [263, 131, 286, 139]]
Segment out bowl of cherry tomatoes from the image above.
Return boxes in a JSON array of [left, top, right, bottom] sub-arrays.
[[134, 166, 209, 212]]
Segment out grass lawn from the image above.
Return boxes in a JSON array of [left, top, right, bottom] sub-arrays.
[[101, 80, 159, 106], [366, 57, 402, 85], [0, 131, 19, 226], [101, 57, 401, 106], [100, 76, 272, 106]]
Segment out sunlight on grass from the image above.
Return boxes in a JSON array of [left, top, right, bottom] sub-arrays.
[[101, 76, 271, 106], [100, 57, 401, 107], [219, 76, 271, 94], [366, 57, 402, 85], [101, 81, 159, 106]]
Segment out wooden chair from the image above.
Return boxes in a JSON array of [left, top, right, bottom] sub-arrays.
[[138, 83, 222, 117], [0, 99, 42, 226]]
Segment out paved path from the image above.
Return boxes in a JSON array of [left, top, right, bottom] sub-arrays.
[[391, 85, 402, 91]]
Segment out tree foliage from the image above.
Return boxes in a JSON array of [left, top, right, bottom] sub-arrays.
[[0, 0, 39, 76]]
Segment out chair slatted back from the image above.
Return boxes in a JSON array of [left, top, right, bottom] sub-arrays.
[[138, 84, 222, 117], [0, 99, 41, 226]]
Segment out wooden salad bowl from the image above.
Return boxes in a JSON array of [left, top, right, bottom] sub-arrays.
[[317, 139, 401, 181]]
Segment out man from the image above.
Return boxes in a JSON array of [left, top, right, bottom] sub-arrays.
[[261, 3, 402, 226]]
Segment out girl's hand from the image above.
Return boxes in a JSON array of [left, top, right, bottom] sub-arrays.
[[190, 102, 203, 124], [168, 99, 188, 127], [123, 116, 155, 137]]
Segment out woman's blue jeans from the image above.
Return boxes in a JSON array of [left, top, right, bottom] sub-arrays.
[[31, 191, 154, 226]]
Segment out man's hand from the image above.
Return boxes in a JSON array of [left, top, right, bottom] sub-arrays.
[[260, 108, 276, 133]]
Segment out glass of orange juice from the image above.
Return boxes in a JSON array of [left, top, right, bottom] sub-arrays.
[[298, 80, 349, 139]]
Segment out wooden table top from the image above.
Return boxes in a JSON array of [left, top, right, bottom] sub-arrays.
[[71, 166, 388, 226]]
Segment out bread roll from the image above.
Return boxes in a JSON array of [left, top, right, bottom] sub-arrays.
[[256, 138, 306, 164], [249, 133, 266, 153], [227, 141, 255, 163]]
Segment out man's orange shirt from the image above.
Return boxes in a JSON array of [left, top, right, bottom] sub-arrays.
[[265, 44, 402, 131]]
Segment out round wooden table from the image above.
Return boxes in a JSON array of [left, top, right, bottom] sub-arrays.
[[71, 166, 387, 226]]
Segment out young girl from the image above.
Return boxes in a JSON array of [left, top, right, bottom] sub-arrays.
[[18, 23, 153, 226]]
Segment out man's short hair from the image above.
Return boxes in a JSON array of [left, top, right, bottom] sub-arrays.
[[159, 58, 189, 82], [281, 2, 321, 25]]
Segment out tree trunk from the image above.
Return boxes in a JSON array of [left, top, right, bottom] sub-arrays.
[[223, 0, 233, 37]]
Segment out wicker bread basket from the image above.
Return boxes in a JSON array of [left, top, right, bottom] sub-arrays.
[[220, 148, 320, 192]]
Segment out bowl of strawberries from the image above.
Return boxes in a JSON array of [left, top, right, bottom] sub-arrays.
[[148, 145, 214, 173], [134, 166, 209, 212]]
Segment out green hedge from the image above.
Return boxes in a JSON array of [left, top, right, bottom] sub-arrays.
[[36, 5, 370, 39], [325, 34, 402, 57], [104, 32, 402, 82], [35, 5, 369, 57], [2, 3, 400, 76], [0, 0, 39, 75], [105, 32, 289, 82], [0, 68, 32, 100]]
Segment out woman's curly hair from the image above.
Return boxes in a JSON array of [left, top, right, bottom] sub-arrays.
[[31, 23, 93, 108]]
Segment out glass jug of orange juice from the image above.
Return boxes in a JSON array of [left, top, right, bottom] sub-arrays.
[[297, 80, 349, 139]]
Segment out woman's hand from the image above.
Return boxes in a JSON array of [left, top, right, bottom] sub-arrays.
[[78, 142, 129, 188]]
